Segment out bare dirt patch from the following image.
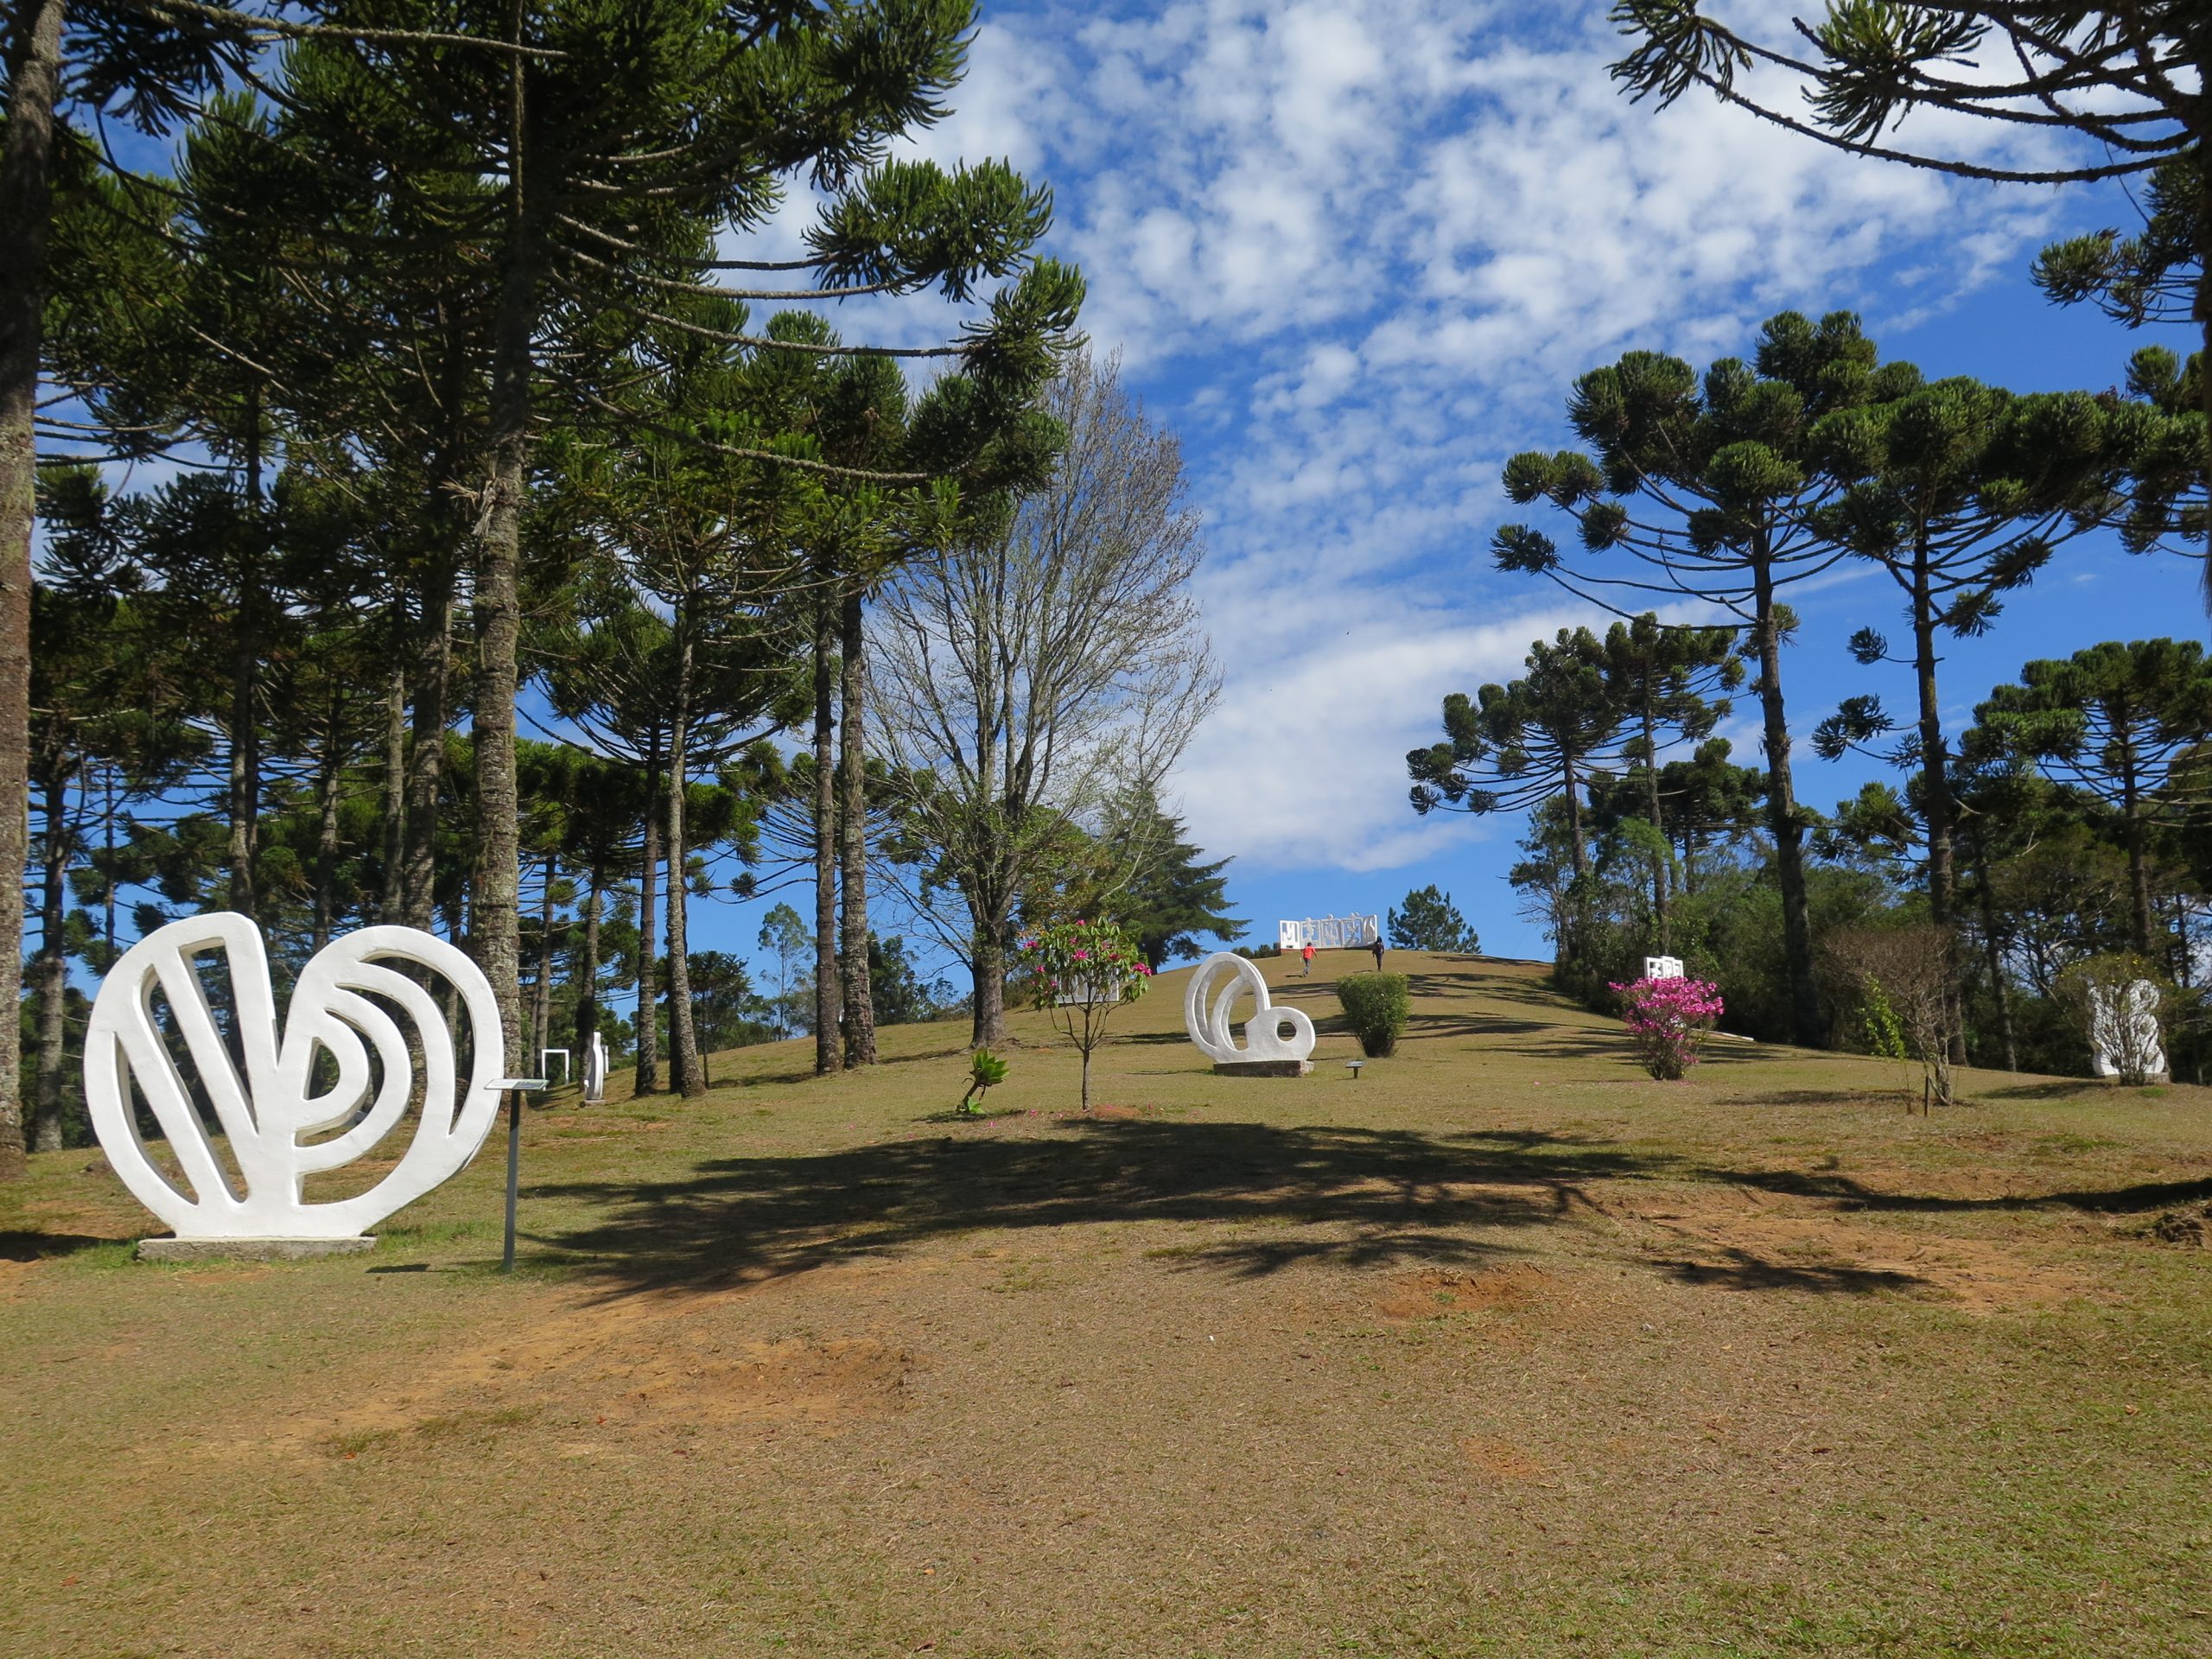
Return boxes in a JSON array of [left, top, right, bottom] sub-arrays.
[[1375, 1263, 1551, 1321], [1459, 1433, 1549, 1483]]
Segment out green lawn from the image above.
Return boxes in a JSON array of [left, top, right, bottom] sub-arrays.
[[3, 951, 2209, 1657]]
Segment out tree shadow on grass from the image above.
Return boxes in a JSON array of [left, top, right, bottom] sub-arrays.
[[1658, 1248, 1929, 1296], [0, 1231, 122, 1262], [533, 1120, 1676, 1298], [1700, 1163, 2212, 1217]]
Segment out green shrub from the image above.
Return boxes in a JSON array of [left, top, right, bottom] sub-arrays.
[[1859, 976, 1909, 1059], [1337, 973, 1409, 1058]]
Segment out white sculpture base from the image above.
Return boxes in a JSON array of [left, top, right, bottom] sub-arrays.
[[1213, 1058, 1312, 1077], [137, 1236, 376, 1262]]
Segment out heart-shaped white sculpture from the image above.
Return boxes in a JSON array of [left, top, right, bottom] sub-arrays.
[[1185, 951, 1316, 1065], [84, 913, 506, 1240]]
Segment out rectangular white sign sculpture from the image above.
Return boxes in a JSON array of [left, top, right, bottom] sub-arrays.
[[1277, 914, 1381, 950], [1643, 956, 1685, 980], [85, 912, 507, 1248]]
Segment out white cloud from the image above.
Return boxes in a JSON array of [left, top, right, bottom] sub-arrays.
[[742, 2, 2094, 880]]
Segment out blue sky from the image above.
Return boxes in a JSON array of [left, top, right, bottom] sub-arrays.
[[680, 0, 2203, 984], [57, 3, 2199, 993]]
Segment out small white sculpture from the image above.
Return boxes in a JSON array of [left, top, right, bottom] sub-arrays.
[[1185, 952, 1316, 1065], [2090, 978, 2167, 1079], [539, 1046, 570, 1085], [582, 1030, 609, 1103], [85, 912, 505, 1243], [1643, 956, 1684, 981]]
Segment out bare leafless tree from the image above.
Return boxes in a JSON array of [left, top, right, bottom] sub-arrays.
[[871, 352, 1218, 1046], [1823, 924, 1961, 1109]]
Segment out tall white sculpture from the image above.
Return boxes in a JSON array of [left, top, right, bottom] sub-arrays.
[[582, 1029, 609, 1103], [2090, 979, 2167, 1080], [84, 912, 506, 1250], [1185, 952, 1316, 1072]]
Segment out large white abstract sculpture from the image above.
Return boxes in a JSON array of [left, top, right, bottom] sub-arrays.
[[1277, 914, 1380, 950], [2090, 978, 2167, 1080], [1643, 956, 1684, 981], [85, 912, 506, 1244], [1185, 952, 1316, 1069], [582, 1030, 609, 1103]]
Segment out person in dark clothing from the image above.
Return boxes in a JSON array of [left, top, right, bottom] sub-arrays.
[[1370, 937, 1384, 971]]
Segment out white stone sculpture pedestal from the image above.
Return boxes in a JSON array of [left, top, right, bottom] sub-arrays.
[[137, 1236, 376, 1262], [1213, 1058, 1313, 1077]]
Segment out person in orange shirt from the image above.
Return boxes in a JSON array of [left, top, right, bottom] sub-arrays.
[[1300, 942, 1315, 976]]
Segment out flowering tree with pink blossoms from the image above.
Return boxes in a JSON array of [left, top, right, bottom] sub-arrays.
[[1023, 919, 1152, 1111], [1609, 976, 1725, 1081]]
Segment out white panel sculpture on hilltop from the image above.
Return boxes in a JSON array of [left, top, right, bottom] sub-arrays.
[[84, 912, 506, 1243], [1277, 914, 1380, 950], [1185, 951, 1316, 1066], [2089, 978, 2167, 1080]]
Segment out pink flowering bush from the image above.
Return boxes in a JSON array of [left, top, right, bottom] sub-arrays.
[[1021, 919, 1153, 1111], [1609, 975, 1725, 1081]]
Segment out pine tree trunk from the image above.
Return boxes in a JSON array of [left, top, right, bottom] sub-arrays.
[[311, 694, 345, 954], [812, 587, 841, 1076], [101, 765, 115, 958], [635, 732, 663, 1096], [1563, 764, 1588, 881], [225, 645, 261, 919], [1973, 849, 2018, 1071], [378, 650, 406, 924], [2120, 739, 2154, 955], [0, 0, 65, 1178], [1643, 699, 1669, 949], [401, 578, 453, 930], [31, 768, 68, 1153], [473, 312, 535, 1074], [664, 632, 703, 1098], [528, 850, 557, 1068], [574, 867, 602, 1054], [1753, 556, 1821, 1047], [838, 588, 876, 1067], [2196, 150, 2212, 624], [1909, 550, 1967, 1066]]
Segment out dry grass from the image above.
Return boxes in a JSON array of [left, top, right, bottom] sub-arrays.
[[3, 951, 2210, 1657]]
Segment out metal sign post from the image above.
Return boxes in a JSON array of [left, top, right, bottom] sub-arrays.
[[495, 1077, 549, 1272]]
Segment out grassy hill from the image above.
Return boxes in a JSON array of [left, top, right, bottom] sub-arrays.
[[3, 950, 2209, 1656]]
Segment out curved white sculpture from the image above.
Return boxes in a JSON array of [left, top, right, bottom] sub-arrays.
[[1184, 952, 1316, 1065], [582, 1030, 608, 1103], [84, 912, 506, 1241]]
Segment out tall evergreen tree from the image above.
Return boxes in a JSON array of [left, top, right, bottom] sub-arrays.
[[1810, 378, 2153, 1044], [1387, 886, 1481, 954], [1599, 613, 1739, 947], [1098, 790, 1243, 969], [1408, 626, 1626, 882], [1976, 639, 2212, 955], [1492, 312, 1911, 1045]]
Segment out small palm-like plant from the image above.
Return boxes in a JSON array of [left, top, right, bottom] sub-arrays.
[[959, 1049, 1009, 1116]]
